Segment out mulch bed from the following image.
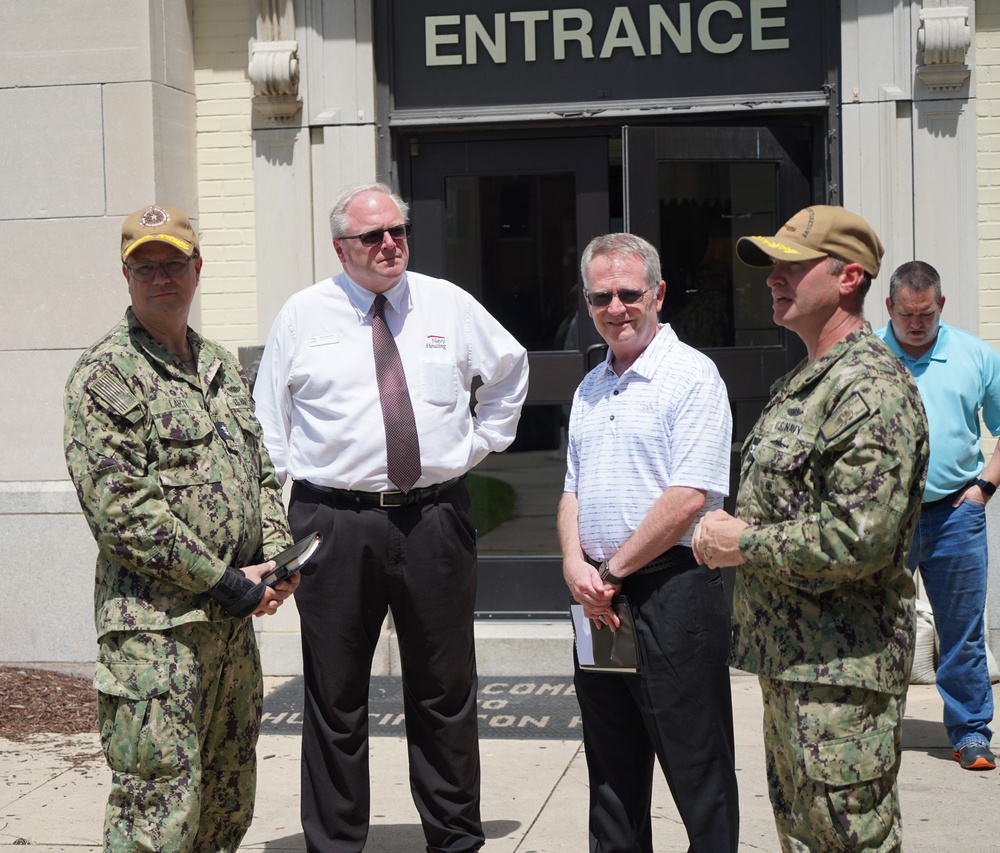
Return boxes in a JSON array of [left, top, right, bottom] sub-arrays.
[[0, 667, 98, 742]]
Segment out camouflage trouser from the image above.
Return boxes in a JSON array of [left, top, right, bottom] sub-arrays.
[[95, 619, 262, 853], [760, 677, 905, 853]]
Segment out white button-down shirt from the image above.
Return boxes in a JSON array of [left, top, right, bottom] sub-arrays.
[[565, 324, 731, 557], [253, 271, 529, 490]]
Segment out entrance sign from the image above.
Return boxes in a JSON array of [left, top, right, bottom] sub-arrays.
[[387, 1, 831, 112], [425, 4, 790, 66]]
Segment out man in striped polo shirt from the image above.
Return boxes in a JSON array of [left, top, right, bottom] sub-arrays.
[[558, 232, 739, 853]]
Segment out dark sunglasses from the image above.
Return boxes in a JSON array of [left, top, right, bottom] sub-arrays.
[[339, 224, 411, 247], [585, 286, 651, 308]]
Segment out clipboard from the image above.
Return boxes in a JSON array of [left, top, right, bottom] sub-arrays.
[[260, 531, 322, 587], [570, 596, 643, 674]]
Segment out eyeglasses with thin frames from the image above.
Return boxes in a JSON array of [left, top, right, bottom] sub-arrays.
[[338, 224, 411, 247], [585, 286, 652, 308], [125, 255, 197, 282]]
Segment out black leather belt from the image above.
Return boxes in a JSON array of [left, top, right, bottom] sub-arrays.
[[298, 477, 462, 508], [586, 545, 694, 576], [922, 479, 976, 509]]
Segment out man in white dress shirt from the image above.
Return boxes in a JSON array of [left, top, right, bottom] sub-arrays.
[[558, 233, 738, 852], [253, 182, 529, 853]]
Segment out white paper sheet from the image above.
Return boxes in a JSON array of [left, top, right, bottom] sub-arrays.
[[570, 604, 595, 666]]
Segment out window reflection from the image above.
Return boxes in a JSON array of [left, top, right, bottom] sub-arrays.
[[656, 162, 780, 349], [445, 174, 579, 555]]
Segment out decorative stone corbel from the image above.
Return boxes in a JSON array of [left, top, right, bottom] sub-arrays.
[[917, 4, 971, 92], [249, 0, 301, 123]]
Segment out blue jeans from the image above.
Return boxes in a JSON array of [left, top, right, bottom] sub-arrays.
[[908, 498, 994, 749]]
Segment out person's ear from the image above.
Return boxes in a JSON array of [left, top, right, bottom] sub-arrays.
[[653, 280, 666, 311], [839, 262, 865, 296]]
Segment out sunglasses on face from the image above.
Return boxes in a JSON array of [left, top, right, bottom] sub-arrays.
[[125, 255, 197, 282], [584, 286, 651, 308], [339, 224, 411, 247]]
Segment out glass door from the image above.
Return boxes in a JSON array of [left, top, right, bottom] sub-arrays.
[[624, 124, 814, 457], [404, 134, 609, 617], [623, 124, 815, 605], [402, 123, 818, 618]]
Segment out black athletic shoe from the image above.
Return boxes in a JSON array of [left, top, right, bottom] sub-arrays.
[[953, 742, 997, 771]]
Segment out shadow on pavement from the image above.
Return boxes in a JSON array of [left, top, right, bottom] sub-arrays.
[[902, 715, 948, 748], [261, 820, 522, 851]]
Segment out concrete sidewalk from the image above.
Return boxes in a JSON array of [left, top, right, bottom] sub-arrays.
[[2, 675, 999, 852]]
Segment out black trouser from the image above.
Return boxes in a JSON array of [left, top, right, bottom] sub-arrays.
[[290, 480, 484, 853], [575, 560, 739, 853]]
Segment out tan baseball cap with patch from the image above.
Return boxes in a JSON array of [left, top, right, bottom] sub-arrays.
[[736, 205, 884, 277], [121, 205, 199, 261]]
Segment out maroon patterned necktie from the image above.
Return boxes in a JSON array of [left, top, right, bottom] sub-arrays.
[[371, 294, 422, 493]]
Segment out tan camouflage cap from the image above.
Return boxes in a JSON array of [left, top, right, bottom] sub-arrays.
[[736, 205, 884, 278], [121, 205, 199, 261]]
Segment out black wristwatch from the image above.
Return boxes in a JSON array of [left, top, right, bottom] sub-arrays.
[[599, 559, 624, 585], [975, 478, 997, 497]]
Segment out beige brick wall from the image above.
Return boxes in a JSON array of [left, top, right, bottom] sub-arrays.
[[980, 1, 1000, 343], [980, 0, 1000, 452], [193, 0, 258, 353]]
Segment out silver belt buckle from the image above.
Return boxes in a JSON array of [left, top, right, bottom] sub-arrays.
[[380, 491, 402, 507]]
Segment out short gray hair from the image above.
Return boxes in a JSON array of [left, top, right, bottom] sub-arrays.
[[889, 260, 942, 305], [329, 182, 409, 239], [581, 233, 661, 291]]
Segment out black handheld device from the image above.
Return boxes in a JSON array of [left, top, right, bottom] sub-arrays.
[[261, 532, 322, 587]]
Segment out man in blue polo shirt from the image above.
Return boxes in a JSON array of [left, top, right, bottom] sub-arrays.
[[877, 260, 1000, 771]]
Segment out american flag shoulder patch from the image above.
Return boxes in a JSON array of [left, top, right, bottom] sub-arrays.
[[90, 370, 139, 417]]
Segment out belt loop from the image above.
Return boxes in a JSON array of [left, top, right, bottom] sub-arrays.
[[432, 485, 441, 506]]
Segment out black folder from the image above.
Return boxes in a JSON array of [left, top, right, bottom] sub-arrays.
[[570, 595, 643, 674]]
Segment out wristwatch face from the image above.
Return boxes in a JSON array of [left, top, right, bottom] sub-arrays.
[[600, 562, 622, 584]]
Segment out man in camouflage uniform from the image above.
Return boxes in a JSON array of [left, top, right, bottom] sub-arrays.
[[64, 204, 299, 851], [692, 206, 928, 852]]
